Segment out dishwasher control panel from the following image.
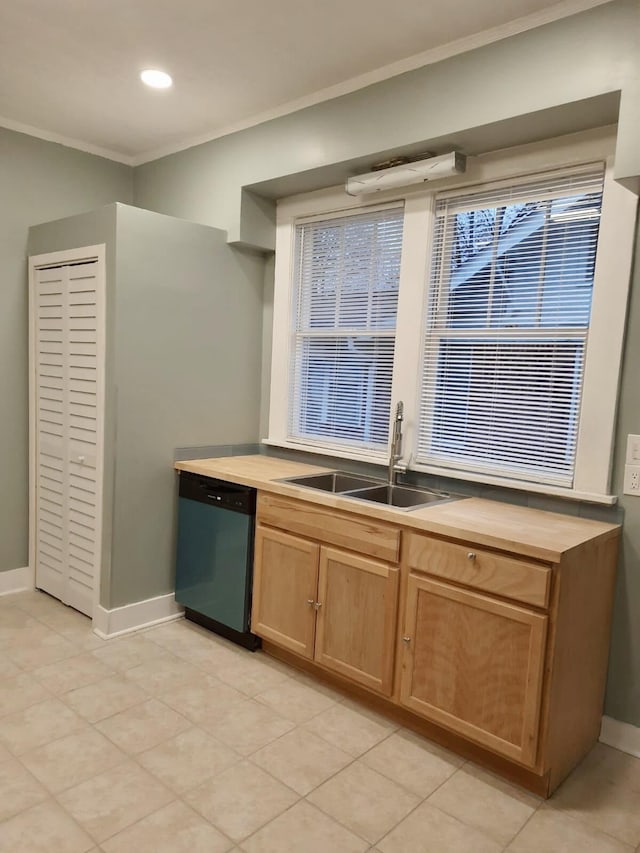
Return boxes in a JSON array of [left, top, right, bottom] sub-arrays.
[[178, 471, 256, 514]]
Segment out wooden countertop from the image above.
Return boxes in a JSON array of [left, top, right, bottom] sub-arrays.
[[175, 455, 619, 563]]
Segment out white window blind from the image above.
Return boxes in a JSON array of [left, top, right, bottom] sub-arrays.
[[417, 168, 605, 486], [288, 205, 404, 454]]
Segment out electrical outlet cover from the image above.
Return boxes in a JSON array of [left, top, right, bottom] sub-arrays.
[[623, 464, 640, 495]]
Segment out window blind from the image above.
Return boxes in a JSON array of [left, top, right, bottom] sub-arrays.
[[417, 168, 604, 486], [288, 205, 404, 453]]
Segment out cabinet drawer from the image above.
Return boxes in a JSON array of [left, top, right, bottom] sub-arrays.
[[257, 492, 400, 563], [405, 533, 550, 608]]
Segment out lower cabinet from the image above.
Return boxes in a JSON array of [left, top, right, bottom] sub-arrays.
[[400, 573, 548, 767], [315, 547, 399, 695], [252, 524, 399, 695], [252, 526, 318, 659], [251, 491, 618, 795]]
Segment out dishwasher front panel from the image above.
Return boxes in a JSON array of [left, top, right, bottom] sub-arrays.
[[175, 496, 254, 633]]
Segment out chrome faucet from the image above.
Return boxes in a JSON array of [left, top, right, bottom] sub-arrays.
[[388, 401, 404, 486]]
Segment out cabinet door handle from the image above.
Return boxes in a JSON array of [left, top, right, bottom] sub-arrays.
[[402, 636, 411, 644], [306, 599, 315, 606], [467, 551, 476, 561], [314, 601, 322, 610]]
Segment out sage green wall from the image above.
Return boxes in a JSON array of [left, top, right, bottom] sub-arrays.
[[132, 0, 640, 728], [605, 223, 640, 726], [27, 204, 265, 610], [0, 129, 132, 574], [4, 0, 639, 725], [109, 205, 264, 608], [134, 0, 639, 250]]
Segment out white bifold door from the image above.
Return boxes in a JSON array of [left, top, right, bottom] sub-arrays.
[[31, 249, 105, 618]]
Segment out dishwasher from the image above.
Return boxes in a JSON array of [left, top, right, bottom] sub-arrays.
[[175, 471, 260, 650]]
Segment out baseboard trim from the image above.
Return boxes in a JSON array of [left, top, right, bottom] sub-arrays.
[[599, 715, 640, 758], [93, 593, 184, 639], [0, 566, 34, 596]]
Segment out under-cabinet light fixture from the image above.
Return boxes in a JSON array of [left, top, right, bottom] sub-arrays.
[[346, 151, 466, 196]]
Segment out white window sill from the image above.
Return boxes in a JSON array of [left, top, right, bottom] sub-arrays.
[[408, 461, 617, 506]]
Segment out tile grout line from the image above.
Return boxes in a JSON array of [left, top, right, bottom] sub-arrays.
[[0, 757, 50, 824], [425, 762, 545, 850], [498, 798, 541, 850], [28, 671, 181, 848], [92, 787, 239, 850], [2, 599, 444, 849], [0, 703, 90, 762], [238, 711, 449, 847], [542, 799, 640, 850], [126, 720, 303, 848], [371, 763, 470, 851], [8, 593, 640, 851], [111, 651, 308, 849], [6, 597, 415, 848], [235, 797, 305, 851], [61, 622, 303, 848], [143, 654, 377, 846]]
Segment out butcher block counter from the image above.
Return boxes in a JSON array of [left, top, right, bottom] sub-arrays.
[[174, 454, 620, 796], [174, 454, 618, 562]]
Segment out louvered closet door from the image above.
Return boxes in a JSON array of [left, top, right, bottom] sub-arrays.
[[34, 259, 103, 617], [35, 267, 67, 605]]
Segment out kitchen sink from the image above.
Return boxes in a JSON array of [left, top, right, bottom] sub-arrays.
[[282, 471, 459, 510], [282, 471, 383, 493], [348, 484, 458, 510]]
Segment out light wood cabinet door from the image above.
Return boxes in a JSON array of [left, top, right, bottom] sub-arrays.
[[400, 574, 547, 766], [252, 525, 319, 659], [314, 547, 399, 696]]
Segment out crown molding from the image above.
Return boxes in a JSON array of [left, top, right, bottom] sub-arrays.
[[0, 115, 135, 165], [1, 0, 614, 169], [131, 0, 614, 166]]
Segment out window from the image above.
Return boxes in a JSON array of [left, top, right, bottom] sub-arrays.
[[268, 131, 637, 501], [288, 206, 403, 454], [417, 170, 604, 487]]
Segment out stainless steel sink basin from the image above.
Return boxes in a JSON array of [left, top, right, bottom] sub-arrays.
[[282, 471, 460, 511], [283, 471, 383, 493], [348, 484, 458, 510]]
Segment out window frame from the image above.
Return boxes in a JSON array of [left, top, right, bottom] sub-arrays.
[[266, 127, 637, 503], [287, 202, 405, 455], [416, 164, 607, 489]]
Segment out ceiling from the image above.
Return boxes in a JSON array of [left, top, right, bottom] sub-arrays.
[[0, 0, 612, 166]]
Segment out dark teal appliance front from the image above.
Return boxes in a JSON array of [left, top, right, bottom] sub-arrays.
[[175, 473, 257, 643]]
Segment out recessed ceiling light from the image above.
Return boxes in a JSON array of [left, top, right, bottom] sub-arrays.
[[140, 69, 173, 89]]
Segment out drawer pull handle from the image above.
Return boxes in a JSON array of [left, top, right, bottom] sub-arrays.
[[467, 552, 476, 561], [402, 636, 411, 644]]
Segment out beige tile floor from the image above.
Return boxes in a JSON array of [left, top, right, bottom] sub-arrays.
[[1, 590, 639, 853]]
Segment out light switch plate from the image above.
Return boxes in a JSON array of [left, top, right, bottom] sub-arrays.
[[625, 434, 640, 465]]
